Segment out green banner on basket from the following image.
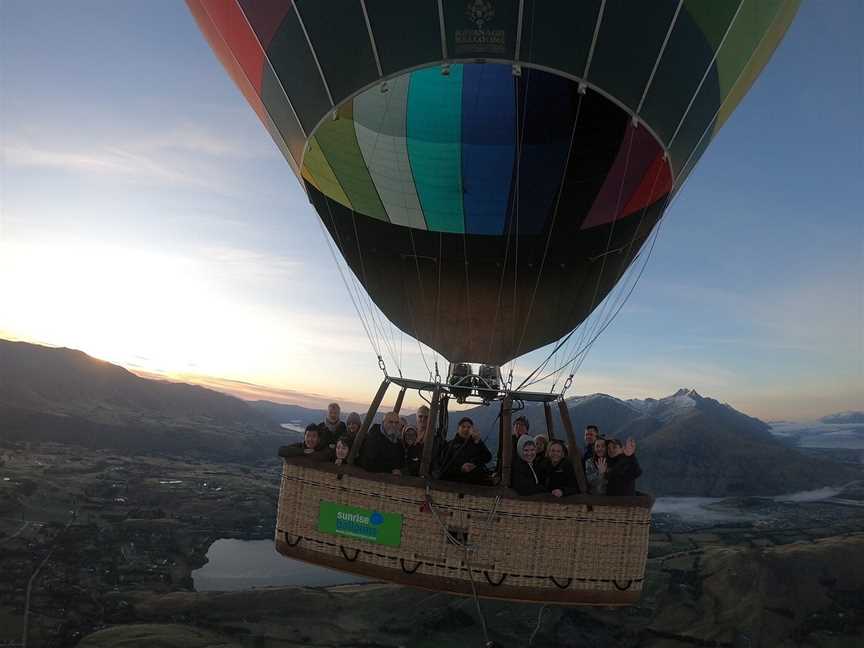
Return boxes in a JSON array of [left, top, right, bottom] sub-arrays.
[[317, 501, 403, 547]]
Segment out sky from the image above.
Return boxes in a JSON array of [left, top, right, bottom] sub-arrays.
[[1, 1, 861, 420]]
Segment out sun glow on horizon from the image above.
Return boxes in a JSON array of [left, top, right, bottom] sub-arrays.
[[0, 237, 386, 403]]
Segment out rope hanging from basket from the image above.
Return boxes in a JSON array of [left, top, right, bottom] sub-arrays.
[[424, 486, 501, 648]]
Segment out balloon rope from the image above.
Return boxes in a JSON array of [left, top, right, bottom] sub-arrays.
[[670, 0, 789, 198], [349, 207, 403, 376], [317, 202, 382, 361], [488, 64, 529, 366], [537, 0, 683, 392], [461, 65, 490, 366], [433, 231, 443, 379], [332, 90, 407, 377], [533, 0, 790, 392], [667, 0, 745, 149], [511, 86, 586, 363], [514, 111, 635, 392], [407, 228, 434, 379], [548, 146, 669, 392], [521, 206, 668, 391], [530, 0, 780, 393]]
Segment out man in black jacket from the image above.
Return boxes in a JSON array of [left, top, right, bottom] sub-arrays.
[[317, 402, 347, 448], [543, 440, 580, 497], [360, 411, 404, 475], [439, 417, 492, 484], [606, 438, 642, 496], [583, 425, 599, 463], [402, 425, 422, 477], [511, 436, 546, 495], [280, 424, 331, 462]]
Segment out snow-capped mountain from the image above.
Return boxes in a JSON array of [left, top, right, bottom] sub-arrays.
[[627, 388, 700, 422]]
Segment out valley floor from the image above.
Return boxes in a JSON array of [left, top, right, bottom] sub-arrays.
[[1, 441, 863, 647]]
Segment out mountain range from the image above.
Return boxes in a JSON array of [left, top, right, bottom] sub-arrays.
[[0, 339, 284, 460], [249, 388, 859, 496], [1, 339, 859, 495]]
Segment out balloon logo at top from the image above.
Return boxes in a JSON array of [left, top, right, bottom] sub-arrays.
[[466, 0, 495, 30], [457, 0, 504, 55]]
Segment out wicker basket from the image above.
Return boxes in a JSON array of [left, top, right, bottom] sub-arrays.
[[275, 456, 652, 606]]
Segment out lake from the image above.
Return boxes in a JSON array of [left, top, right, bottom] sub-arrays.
[[193, 538, 367, 591], [195, 486, 859, 591]]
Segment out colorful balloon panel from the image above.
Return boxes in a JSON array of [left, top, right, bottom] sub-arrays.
[[188, 0, 800, 364]]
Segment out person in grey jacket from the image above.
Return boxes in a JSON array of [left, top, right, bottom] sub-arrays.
[[584, 437, 608, 495]]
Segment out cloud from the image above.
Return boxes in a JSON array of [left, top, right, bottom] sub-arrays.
[[6, 144, 131, 174], [197, 245, 303, 280], [749, 273, 862, 358], [131, 123, 278, 159], [131, 369, 368, 411], [4, 141, 220, 191], [2, 120, 280, 195]]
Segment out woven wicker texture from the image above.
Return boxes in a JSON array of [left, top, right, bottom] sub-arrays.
[[276, 462, 650, 596]]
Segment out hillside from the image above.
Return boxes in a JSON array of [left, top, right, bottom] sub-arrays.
[[444, 389, 855, 496], [0, 339, 286, 459], [2, 339, 858, 493]]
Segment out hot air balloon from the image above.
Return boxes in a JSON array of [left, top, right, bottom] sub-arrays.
[[188, 0, 800, 606]]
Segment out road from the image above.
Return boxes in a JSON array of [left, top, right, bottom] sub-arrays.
[[21, 513, 75, 648], [0, 522, 31, 546]]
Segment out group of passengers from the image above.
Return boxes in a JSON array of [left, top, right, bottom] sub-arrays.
[[510, 419, 642, 497], [283, 403, 641, 497]]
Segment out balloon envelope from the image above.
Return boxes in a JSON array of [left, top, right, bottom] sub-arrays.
[[188, 0, 799, 365]]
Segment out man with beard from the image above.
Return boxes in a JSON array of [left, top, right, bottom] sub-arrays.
[[317, 402, 347, 447], [360, 411, 404, 475]]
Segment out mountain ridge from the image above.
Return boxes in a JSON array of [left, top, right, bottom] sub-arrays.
[[0, 339, 285, 459], [2, 339, 859, 494]]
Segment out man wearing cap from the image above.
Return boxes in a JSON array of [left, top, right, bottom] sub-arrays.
[[438, 416, 492, 484]]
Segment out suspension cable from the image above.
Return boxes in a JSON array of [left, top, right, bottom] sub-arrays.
[[316, 206, 382, 362], [515, 119, 638, 392], [549, 149, 668, 392], [521, 199, 669, 391], [424, 488, 501, 648], [512, 87, 587, 361], [407, 228, 434, 379]]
